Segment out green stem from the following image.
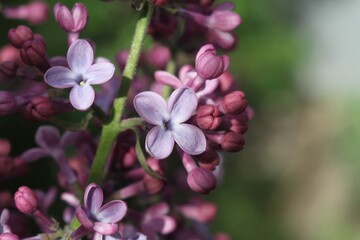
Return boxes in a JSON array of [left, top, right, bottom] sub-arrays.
[[87, 3, 154, 186]]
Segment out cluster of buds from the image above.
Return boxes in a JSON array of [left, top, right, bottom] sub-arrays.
[[0, 0, 249, 239]]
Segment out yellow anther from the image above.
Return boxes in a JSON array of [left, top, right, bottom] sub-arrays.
[[79, 81, 85, 86]]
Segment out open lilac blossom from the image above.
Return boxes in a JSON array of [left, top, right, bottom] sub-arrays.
[[73, 183, 127, 238], [133, 87, 206, 159], [44, 39, 115, 110]]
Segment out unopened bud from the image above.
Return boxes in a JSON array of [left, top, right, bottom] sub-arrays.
[[2, 1, 48, 25], [8, 25, 33, 49], [221, 132, 244, 152], [147, 44, 171, 69], [0, 92, 17, 116], [0, 62, 19, 77], [195, 44, 229, 80], [187, 167, 216, 194], [14, 186, 38, 214], [143, 158, 166, 194], [197, 147, 220, 171], [219, 91, 248, 114], [26, 96, 55, 121], [19, 35, 47, 66], [196, 105, 221, 130]]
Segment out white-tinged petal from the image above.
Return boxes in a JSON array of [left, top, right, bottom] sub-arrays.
[[145, 126, 174, 159], [133, 91, 169, 125], [84, 62, 115, 85], [84, 183, 103, 216], [69, 84, 95, 110], [172, 124, 206, 155], [168, 87, 197, 124], [67, 39, 93, 74], [97, 200, 127, 223], [44, 66, 78, 89], [154, 71, 183, 88]]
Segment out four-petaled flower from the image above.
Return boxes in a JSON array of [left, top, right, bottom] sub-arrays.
[[75, 183, 127, 237], [44, 39, 115, 110], [134, 87, 206, 159]]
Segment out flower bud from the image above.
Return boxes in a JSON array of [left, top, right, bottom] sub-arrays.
[[219, 91, 248, 115], [7, 25, 33, 49], [143, 158, 166, 194], [0, 139, 11, 156], [19, 35, 47, 66], [0, 233, 20, 240], [146, 44, 171, 69], [14, 186, 38, 214], [0, 62, 19, 77], [196, 104, 221, 130], [0, 92, 17, 116], [197, 147, 220, 171], [195, 44, 229, 80], [54, 3, 88, 33], [221, 132, 244, 152], [0, 45, 20, 63], [25, 96, 55, 121], [187, 167, 216, 194], [2, 1, 48, 25]]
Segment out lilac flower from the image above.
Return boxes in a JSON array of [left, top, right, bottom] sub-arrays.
[[0, 209, 11, 234], [44, 39, 115, 110], [73, 183, 127, 238], [133, 87, 206, 159]]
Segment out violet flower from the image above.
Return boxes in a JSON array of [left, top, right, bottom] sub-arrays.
[[73, 183, 127, 239], [133, 87, 206, 159], [44, 39, 115, 110]]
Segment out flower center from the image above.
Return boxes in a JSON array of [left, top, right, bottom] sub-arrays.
[[163, 120, 174, 131], [79, 80, 85, 86]]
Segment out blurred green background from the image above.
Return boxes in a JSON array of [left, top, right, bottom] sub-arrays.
[[1, 0, 360, 239]]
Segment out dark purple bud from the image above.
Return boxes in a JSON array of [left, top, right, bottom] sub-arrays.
[[197, 147, 220, 171], [196, 104, 221, 130], [0, 92, 17, 116], [146, 44, 171, 69], [54, 3, 88, 33], [7, 25, 33, 49], [25, 96, 55, 121], [221, 132, 244, 152], [195, 44, 229, 80], [219, 91, 248, 115], [149, 10, 178, 39], [0, 233, 20, 240], [0, 61, 19, 77], [0, 139, 11, 156], [14, 186, 39, 214], [187, 167, 216, 194], [19, 35, 47, 66]]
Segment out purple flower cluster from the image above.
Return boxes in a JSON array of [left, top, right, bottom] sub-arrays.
[[0, 0, 249, 239]]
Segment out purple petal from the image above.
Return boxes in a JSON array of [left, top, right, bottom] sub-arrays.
[[210, 11, 241, 31], [152, 216, 176, 234], [154, 71, 183, 88], [75, 206, 94, 229], [97, 200, 127, 223], [214, 2, 236, 11], [145, 202, 169, 219], [93, 222, 118, 235], [168, 88, 197, 124], [0, 209, 9, 224], [178, 65, 195, 84], [195, 44, 215, 63], [67, 39, 93, 74], [55, 5, 75, 30], [44, 66, 77, 89], [69, 84, 95, 110], [196, 79, 219, 98], [145, 126, 174, 159], [60, 131, 82, 148], [211, 30, 236, 50], [172, 124, 206, 155], [84, 183, 103, 217], [133, 91, 169, 125], [84, 62, 115, 85], [35, 126, 61, 149], [21, 148, 49, 163]]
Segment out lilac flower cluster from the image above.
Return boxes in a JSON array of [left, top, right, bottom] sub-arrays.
[[0, 0, 249, 239]]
